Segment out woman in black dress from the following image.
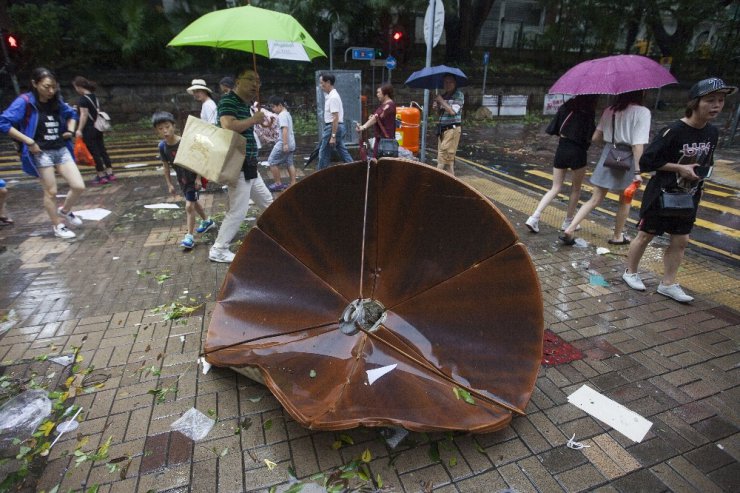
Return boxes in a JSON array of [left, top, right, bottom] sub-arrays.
[[525, 95, 597, 233]]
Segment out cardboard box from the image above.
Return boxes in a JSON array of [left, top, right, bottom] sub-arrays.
[[174, 115, 246, 185]]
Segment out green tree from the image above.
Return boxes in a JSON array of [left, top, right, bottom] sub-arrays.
[[7, 2, 69, 71], [70, 0, 178, 68], [644, 0, 737, 75]]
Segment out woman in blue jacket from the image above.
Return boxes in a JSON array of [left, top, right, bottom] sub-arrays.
[[0, 67, 85, 239]]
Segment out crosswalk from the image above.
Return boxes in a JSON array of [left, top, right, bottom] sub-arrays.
[[1, 128, 737, 260]]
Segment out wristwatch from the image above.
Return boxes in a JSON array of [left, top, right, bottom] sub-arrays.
[[331, 133, 336, 138]]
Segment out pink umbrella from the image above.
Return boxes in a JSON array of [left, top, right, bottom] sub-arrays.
[[549, 54, 678, 95]]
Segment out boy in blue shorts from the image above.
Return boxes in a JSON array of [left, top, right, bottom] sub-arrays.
[[266, 95, 296, 192], [152, 111, 216, 249]]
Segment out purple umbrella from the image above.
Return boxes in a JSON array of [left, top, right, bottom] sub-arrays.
[[549, 54, 678, 95]]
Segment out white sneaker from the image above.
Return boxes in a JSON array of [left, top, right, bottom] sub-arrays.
[[57, 207, 83, 226], [622, 270, 645, 291], [657, 283, 694, 303], [53, 223, 76, 239], [209, 246, 235, 263], [525, 216, 539, 233], [560, 219, 582, 231]]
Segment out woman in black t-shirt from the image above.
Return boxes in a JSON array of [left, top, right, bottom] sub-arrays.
[[525, 95, 597, 234], [622, 78, 737, 303], [0, 67, 85, 239], [73, 76, 114, 185]]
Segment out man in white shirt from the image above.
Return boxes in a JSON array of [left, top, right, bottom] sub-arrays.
[[187, 79, 217, 125], [317, 73, 353, 170]]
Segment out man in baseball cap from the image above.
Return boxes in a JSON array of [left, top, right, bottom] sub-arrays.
[[187, 78, 217, 124], [688, 77, 738, 100]]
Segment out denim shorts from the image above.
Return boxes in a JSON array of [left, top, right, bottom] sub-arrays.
[[33, 147, 74, 168], [180, 183, 200, 203], [267, 145, 295, 167]]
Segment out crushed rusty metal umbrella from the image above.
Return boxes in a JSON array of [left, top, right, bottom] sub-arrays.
[[204, 159, 544, 432]]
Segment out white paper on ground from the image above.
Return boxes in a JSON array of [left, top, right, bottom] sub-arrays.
[[568, 384, 652, 442], [596, 247, 610, 255], [144, 203, 179, 209], [73, 208, 112, 221], [367, 364, 397, 385], [124, 163, 150, 168]]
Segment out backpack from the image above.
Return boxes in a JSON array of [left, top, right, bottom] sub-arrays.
[[84, 94, 112, 132]]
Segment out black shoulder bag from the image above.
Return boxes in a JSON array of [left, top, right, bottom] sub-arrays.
[[603, 112, 633, 171]]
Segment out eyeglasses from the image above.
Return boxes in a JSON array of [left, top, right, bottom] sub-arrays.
[[237, 77, 261, 86]]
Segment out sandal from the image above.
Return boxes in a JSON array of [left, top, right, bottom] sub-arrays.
[[608, 236, 631, 245], [558, 234, 576, 246], [0, 216, 14, 225]]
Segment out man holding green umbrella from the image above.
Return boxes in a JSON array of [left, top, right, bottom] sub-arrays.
[[208, 68, 274, 263]]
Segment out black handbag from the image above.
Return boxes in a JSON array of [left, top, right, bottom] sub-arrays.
[[658, 189, 695, 218], [603, 113, 633, 171], [376, 119, 398, 158]]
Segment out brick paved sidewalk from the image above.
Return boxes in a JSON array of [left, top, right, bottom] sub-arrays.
[[0, 164, 737, 493]]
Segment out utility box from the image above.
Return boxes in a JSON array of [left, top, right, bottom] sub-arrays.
[[316, 70, 362, 146]]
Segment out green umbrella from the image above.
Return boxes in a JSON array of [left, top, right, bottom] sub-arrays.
[[168, 5, 326, 62]]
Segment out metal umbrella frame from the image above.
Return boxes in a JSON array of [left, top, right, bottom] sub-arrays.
[[204, 158, 544, 433]]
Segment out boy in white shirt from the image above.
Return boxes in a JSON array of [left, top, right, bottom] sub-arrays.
[[266, 95, 297, 192]]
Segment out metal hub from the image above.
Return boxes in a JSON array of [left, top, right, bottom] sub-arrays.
[[339, 299, 386, 335]]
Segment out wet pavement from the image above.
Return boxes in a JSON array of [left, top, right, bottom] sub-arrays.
[[0, 122, 738, 492]]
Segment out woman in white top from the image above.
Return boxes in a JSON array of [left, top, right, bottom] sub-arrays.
[[560, 91, 650, 245]]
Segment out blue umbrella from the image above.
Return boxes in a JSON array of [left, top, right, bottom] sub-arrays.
[[405, 65, 469, 89]]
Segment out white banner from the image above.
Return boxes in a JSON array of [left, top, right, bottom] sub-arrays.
[[268, 40, 310, 62]]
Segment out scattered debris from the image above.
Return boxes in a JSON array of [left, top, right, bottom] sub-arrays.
[[144, 203, 179, 209], [379, 427, 409, 449], [566, 433, 590, 450], [72, 208, 111, 221], [366, 364, 396, 385], [0, 390, 52, 447], [452, 387, 475, 405], [0, 309, 19, 336], [567, 385, 652, 442], [170, 408, 215, 441], [49, 355, 74, 367], [152, 302, 203, 322], [198, 357, 211, 375], [588, 274, 609, 287]]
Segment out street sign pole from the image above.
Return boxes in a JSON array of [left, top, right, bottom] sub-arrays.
[[482, 52, 490, 95], [385, 56, 397, 85], [420, 0, 436, 163]]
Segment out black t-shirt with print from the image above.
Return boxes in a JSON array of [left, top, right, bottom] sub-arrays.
[[639, 120, 718, 215], [160, 140, 197, 189], [34, 100, 65, 150]]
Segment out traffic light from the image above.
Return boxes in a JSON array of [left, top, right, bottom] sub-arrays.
[[392, 30, 403, 42], [374, 48, 384, 59], [3, 32, 19, 53]]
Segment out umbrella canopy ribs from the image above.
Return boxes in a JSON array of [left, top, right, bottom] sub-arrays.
[[205, 159, 544, 433]]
